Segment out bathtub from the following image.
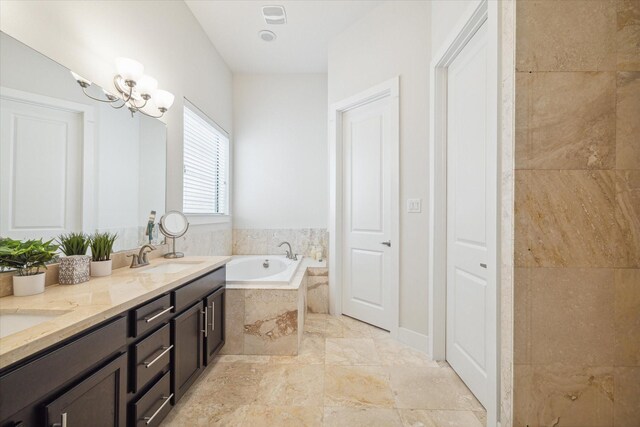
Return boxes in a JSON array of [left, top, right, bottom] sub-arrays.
[[226, 255, 304, 289]]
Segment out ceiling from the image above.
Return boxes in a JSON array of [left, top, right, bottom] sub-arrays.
[[185, 0, 382, 74]]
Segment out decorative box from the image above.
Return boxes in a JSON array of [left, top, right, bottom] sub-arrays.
[[59, 255, 91, 285]]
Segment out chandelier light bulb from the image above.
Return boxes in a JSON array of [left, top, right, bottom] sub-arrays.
[[137, 75, 158, 97], [153, 89, 175, 110], [70, 71, 91, 87], [115, 57, 144, 83]]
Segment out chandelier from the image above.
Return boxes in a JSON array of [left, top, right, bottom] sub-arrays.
[[70, 57, 174, 118]]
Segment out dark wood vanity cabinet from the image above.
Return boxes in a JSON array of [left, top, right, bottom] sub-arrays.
[[204, 286, 225, 365], [0, 265, 226, 427], [45, 353, 127, 427], [171, 302, 204, 403]]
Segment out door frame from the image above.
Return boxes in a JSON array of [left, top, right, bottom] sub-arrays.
[[328, 77, 400, 338], [0, 86, 96, 234], [428, 0, 500, 425]]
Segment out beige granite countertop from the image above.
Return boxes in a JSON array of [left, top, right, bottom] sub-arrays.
[[0, 256, 231, 369]]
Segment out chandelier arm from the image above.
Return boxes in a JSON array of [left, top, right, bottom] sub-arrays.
[[136, 108, 164, 119], [80, 86, 117, 104]]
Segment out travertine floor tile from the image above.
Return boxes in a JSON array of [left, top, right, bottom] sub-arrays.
[[324, 365, 395, 408], [374, 336, 440, 367], [271, 335, 325, 364], [325, 338, 381, 365], [256, 364, 324, 407], [241, 405, 323, 427], [324, 407, 403, 426], [389, 367, 483, 411], [398, 409, 484, 427], [160, 314, 486, 426]]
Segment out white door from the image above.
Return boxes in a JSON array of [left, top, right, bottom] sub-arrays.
[[0, 97, 83, 240], [342, 96, 395, 330], [445, 21, 495, 409]]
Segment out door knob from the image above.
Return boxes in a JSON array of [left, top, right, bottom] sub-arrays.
[[381, 241, 391, 247]]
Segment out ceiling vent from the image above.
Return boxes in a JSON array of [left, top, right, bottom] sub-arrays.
[[262, 5, 287, 25], [259, 30, 277, 42]]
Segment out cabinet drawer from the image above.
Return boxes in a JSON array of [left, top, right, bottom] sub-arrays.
[[0, 316, 127, 418], [173, 266, 225, 313], [132, 324, 171, 393], [132, 294, 173, 338], [132, 371, 172, 427]]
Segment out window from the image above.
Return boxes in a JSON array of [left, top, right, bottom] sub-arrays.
[[183, 101, 229, 216]]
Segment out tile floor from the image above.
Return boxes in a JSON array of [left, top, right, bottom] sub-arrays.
[[162, 313, 486, 427]]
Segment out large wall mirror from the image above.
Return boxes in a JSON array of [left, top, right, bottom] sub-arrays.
[[0, 32, 167, 252]]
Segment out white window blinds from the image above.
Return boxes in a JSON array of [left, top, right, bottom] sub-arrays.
[[183, 102, 229, 215]]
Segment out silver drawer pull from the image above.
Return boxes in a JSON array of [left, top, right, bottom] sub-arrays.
[[202, 307, 208, 338], [143, 394, 173, 425], [144, 306, 173, 323], [143, 345, 173, 368]]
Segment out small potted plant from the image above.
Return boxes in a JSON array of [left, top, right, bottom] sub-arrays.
[[57, 232, 91, 285], [89, 232, 117, 277], [0, 238, 58, 296]]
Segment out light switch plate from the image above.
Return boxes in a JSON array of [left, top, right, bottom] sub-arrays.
[[407, 198, 422, 213]]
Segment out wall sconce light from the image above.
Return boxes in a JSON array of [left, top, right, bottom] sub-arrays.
[[70, 57, 174, 118]]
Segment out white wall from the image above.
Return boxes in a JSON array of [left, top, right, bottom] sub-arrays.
[[328, 1, 431, 335], [0, 0, 234, 253], [431, 0, 481, 55], [233, 74, 328, 229]]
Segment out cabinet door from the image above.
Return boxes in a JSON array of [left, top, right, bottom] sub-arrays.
[[171, 303, 203, 403], [45, 353, 127, 427], [204, 287, 225, 365]]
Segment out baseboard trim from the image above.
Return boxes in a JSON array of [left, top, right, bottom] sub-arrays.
[[397, 327, 429, 353]]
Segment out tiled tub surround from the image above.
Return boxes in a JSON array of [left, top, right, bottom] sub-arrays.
[[307, 266, 329, 314], [233, 228, 328, 259], [514, 1, 640, 425], [0, 255, 231, 368], [221, 258, 327, 356]]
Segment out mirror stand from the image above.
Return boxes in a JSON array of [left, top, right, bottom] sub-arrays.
[[158, 211, 189, 259]]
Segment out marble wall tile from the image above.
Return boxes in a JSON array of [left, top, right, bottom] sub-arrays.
[[516, 0, 617, 72], [220, 289, 245, 355], [513, 268, 531, 365], [179, 226, 232, 256], [616, 72, 640, 169], [243, 289, 299, 356], [614, 367, 640, 426], [614, 269, 640, 366], [307, 275, 329, 314], [515, 170, 623, 268], [515, 71, 616, 170], [233, 228, 328, 259], [615, 170, 640, 267], [514, 364, 614, 426], [522, 268, 615, 366], [617, 0, 640, 71]]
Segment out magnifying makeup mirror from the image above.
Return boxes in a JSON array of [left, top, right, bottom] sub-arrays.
[[159, 210, 189, 258]]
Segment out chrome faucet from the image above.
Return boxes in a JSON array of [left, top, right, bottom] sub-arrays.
[[128, 244, 156, 268], [278, 241, 297, 260]]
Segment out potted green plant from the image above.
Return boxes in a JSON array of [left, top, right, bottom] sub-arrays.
[[57, 232, 91, 285], [89, 232, 117, 277], [0, 238, 58, 296]]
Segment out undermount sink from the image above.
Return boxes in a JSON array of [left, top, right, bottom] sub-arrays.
[[139, 262, 202, 275], [0, 311, 68, 339]]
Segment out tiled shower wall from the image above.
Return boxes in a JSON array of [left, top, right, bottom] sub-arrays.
[[232, 228, 328, 259], [514, 1, 640, 425]]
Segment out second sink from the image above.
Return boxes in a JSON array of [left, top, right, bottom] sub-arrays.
[[139, 262, 202, 275]]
